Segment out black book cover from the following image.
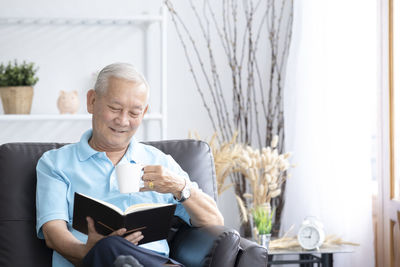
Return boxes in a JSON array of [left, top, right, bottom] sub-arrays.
[[72, 192, 177, 245]]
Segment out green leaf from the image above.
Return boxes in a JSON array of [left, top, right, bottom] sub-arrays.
[[252, 205, 275, 234], [0, 60, 39, 86]]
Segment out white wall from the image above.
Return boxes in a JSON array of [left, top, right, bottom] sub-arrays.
[[0, 0, 244, 229], [0, 0, 215, 139]]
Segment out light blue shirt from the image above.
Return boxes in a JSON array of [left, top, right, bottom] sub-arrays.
[[36, 130, 191, 267]]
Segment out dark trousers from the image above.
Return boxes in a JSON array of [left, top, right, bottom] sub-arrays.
[[82, 236, 184, 267]]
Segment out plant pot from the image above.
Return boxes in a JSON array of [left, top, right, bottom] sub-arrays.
[[0, 86, 34, 114]]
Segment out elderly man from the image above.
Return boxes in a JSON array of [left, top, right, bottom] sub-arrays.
[[36, 63, 224, 267]]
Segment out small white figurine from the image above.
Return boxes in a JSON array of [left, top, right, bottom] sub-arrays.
[[57, 90, 80, 114]]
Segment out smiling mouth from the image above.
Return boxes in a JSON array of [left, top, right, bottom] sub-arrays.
[[110, 127, 127, 134]]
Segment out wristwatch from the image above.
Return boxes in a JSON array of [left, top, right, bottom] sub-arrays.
[[176, 179, 198, 203]]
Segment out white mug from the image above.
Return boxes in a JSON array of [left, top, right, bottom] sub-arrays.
[[116, 163, 144, 193]]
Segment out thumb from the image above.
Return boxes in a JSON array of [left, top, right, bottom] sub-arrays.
[[86, 217, 97, 234]]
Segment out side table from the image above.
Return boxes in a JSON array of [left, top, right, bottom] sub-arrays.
[[267, 246, 354, 267]]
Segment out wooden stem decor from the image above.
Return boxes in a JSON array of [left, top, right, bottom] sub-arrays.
[[166, 0, 294, 237]]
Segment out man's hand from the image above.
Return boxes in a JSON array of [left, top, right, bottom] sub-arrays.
[[42, 218, 145, 267], [140, 165, 185, 197], [139, 165, 224, 227], [85, 217, 144, 255], [124, 231, 144, 245], [85, 217, 108, 253]]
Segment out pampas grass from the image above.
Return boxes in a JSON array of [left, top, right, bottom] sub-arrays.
[[188, 131, 242, 195], [235, 194, 248, 223], [232, 138, 292, 208], [189, 131, 293, 228], [209, 132, 243, 195], [199, 131, 293, 224]]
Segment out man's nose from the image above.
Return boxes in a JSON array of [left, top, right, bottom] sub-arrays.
[[116, 112, 130, 126]]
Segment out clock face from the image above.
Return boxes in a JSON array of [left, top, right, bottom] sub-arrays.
[[298, 226, 320, 250]]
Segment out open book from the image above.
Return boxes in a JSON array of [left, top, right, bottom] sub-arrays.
[[72, 192, 177, 245]]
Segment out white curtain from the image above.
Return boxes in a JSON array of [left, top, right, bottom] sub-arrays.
[[282, 0, 376, 266]]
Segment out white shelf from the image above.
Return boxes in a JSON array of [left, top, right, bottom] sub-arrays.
[[0, 16, 162, 26], [0, 113, 163, 121], [0, 6, 168, 139]]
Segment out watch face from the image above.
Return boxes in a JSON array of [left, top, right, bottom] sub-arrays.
[[298, 226, 320, 250], [182, 187, 191, 199]]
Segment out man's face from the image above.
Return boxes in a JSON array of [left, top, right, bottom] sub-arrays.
[[87, 76, 148, 151]]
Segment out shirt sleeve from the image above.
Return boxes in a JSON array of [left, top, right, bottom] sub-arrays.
[[36, 152, 70, 239], [173, 200, 191, 226]]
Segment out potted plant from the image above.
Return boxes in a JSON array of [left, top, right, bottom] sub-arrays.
[[0, 60, 39, 114], [252, 204, 274, 250]]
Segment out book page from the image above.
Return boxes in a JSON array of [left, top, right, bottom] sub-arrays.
[[124, 203, 173, 215]]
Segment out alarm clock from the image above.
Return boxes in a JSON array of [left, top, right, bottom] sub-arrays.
[[297, 217, 325, 250]]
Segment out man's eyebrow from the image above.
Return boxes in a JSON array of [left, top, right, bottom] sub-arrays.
[[108, 100, 122, 106], [132, 105, 146, 111], [108, 100, 145, 110]]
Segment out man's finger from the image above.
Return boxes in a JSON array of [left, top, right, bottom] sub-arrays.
[[133, 235, 144, 245], [124, 231, 142, 241], [142, 173, 158, 181], [125, 232, 144, 244], [139, 181, 156, 191], [109, 228, 127, 236], [143, 165, 162, 173]]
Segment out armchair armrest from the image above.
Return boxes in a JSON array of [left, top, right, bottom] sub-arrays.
[[169, 225, 241, 267], [234, 237, 268, 267]]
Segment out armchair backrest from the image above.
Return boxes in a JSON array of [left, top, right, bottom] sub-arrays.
[[0, 140, 217, 267]]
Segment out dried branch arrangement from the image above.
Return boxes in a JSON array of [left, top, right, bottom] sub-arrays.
[[166, 0, 294, 236], [165, 0, 293, 148]]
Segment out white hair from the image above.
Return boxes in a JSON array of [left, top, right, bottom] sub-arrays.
[[94, 63, 149, 96]]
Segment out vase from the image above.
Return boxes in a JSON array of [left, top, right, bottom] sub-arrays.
[[258, 233, 271, 250]]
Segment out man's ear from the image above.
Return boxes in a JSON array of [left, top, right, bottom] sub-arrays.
[[142, 104, 149, 117], [87, 89, 96, 114]]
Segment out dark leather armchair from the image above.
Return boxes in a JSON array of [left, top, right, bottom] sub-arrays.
[[0, 140, 267, 267]]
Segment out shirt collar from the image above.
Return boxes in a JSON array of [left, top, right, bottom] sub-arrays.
[[77, 129, 99, 161], [77, 129, 140, 162], [126, 136, 140, 163]]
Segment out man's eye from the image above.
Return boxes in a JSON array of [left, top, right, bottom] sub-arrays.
[[109, 106, 119, 111], [130, 113, 141, 118]]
